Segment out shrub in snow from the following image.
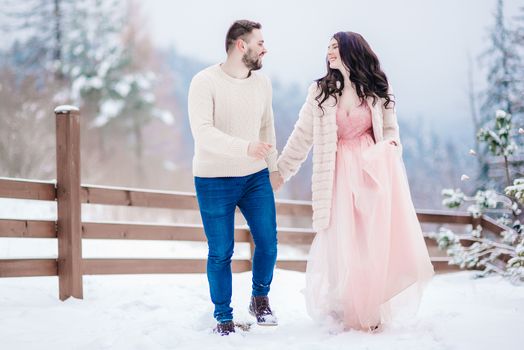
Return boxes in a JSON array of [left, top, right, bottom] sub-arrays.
[[430, 109, 524, 284]]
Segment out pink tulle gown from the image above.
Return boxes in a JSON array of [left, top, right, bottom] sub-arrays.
[[305, 101, 434, 332]]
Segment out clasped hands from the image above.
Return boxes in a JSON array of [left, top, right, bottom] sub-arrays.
[[248, 141, 284, 192]]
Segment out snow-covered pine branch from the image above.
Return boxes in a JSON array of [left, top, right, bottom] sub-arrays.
[[433, 103, 524, 284], [505, 178, 524, 205]]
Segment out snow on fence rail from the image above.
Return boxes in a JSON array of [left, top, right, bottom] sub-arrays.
[[0, 106, 508, 300]]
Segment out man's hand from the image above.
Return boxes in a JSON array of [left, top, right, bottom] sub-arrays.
[[270, 171, 284, 192], [248, 141, 272, 159]]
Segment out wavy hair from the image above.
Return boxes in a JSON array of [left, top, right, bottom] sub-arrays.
[[315, 31, 394, 113]]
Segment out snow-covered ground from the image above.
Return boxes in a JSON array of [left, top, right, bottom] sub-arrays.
[[1, 199, 522, 349], [1, 270, 522, 350]]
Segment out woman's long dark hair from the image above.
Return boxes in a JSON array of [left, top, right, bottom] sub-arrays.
[[315, 31, 394, 113]]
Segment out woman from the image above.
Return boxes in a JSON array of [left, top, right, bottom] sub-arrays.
[[275, 32, 434, 332]]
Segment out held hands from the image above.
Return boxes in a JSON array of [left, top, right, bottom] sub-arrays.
[[247, 142, 283, 191], [248, 141, 273, 159], [270, 171, 284, 192]]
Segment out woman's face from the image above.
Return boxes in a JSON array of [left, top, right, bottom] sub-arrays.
[[327, 38, 342, 70]]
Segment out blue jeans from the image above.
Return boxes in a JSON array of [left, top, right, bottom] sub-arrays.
[[194, 168, 278, 323]]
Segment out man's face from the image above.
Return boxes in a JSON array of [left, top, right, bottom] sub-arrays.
[[241, 29, 267, 71]]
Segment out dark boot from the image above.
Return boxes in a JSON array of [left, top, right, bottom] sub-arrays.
[[214, 321, 235, 336], [249, 295, 278, 326]]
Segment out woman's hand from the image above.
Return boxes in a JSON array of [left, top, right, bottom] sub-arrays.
[[270, 171, 284, 192]]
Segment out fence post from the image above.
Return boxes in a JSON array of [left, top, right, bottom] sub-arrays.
[[472, 215, 482, 231], [55, 105, 83, 300]]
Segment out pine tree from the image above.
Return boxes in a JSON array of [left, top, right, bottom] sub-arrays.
[[1, 0, 173, 185], [57, 0, 173, 183], [511, 5, 524, 119], [481, 0, 520, 118], [477, 110, 518, 186], [431, 1, 524, 284], [478, 0, 523, 188], [0, 1, 68, 178], [0, 0, 75, 81], [433, 108, 523, 284]]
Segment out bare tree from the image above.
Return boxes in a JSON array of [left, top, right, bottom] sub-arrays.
[[0, 67, 56, 179]]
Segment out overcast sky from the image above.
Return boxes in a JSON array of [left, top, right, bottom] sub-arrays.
[[142, 0, 522, 126]]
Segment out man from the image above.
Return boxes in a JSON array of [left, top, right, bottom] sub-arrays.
[[188, 20, 282, 336]]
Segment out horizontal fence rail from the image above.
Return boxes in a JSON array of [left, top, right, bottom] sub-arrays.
[[1, 178, 512, 292], [0, 178, 56, 201], [1, 183, 509, 275], [0, 106, 513, 300], [1, 171, 512, 295]]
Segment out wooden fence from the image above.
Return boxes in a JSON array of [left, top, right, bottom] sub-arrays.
[[0, 106, 511, 300]]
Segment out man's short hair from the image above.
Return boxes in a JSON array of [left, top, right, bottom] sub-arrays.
[[225, 20, 262, 53]]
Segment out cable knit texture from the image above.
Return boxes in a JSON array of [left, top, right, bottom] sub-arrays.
[[277, 83, 401, 231], [188, 64, 278, 177]]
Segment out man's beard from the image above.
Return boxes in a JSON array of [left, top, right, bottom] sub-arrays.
[[242, 48, 262, 71]]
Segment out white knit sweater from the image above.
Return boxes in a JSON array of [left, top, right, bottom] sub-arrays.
[[277, 83, 401, 231], [188, 64, 278, 177]]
